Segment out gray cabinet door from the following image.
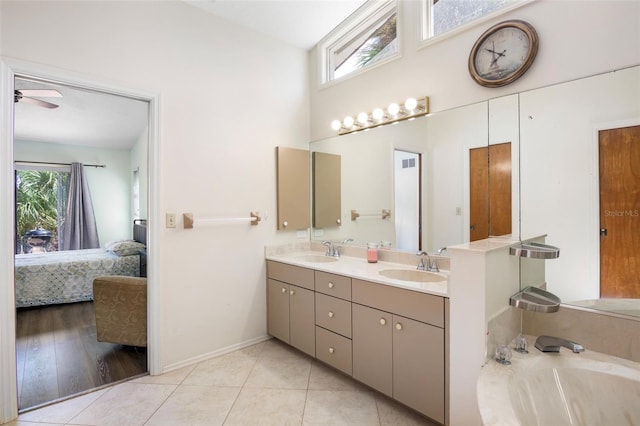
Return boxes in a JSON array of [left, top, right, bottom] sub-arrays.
[[289, 285, 315, 357], [267, 279, 290, 343], [393, 314, 445, 424], [352, 303, 392, 397]]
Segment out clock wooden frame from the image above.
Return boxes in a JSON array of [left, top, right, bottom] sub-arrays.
[[468, 20, 539, 88]]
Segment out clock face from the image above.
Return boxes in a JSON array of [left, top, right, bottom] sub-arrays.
[[469, 20, 538, 87]]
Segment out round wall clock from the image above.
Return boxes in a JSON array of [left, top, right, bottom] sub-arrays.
[[468, 20, 539, 88]]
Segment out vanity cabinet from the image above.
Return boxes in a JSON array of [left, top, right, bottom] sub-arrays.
[[266, 262, 315, 357], [266, 261, 447, 424], [314, 270, 353, 375], [352, 279, 446, 424]]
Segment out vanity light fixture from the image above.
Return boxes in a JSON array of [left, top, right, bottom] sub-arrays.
[[331, 96, 429, 135]]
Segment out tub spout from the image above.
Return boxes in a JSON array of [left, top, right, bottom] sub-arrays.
[[535, 335, 585, 353]]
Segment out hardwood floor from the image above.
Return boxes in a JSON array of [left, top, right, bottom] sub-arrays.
[[16, 301, 147, 411]]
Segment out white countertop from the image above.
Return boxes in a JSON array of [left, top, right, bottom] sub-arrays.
[[265, 249, 449, 297]]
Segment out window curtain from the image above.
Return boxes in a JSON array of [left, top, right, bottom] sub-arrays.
[[59, 162, 100, 250]]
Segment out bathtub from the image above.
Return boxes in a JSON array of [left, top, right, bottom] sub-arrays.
[[478, 336, 640, 425]]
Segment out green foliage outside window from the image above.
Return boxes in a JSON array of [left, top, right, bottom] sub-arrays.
[[15, 170, 69, 250]]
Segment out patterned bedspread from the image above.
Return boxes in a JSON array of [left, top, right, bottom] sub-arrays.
[[15, 249, 140, 308]]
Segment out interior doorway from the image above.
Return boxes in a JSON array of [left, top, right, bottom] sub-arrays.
[[394, 150, 422, 251], [599, 125, 640, 298], [13, 75, 151, 411]]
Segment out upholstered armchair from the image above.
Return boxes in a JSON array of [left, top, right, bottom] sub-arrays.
[[93, 275, 147, 347]]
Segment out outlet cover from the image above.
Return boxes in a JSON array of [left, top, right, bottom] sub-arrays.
[[166, 213, 176, 228]]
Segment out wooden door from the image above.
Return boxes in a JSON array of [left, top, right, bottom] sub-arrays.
[[470, 143, 512, 241], [469, 147, 489, 241], [599, 125, 640, 298], [488, 143, 512, 236]]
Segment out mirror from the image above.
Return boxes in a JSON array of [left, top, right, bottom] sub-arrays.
[[519, 65, 640, 317], [310, 100, 498, 252], [312, 151, 341, 228]]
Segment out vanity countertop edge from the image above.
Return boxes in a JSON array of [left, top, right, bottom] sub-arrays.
[[265, 249, 449, 298]]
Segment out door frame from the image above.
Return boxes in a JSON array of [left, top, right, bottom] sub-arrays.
[[591, 118, 640, 299], [0, 56, 161, 422]]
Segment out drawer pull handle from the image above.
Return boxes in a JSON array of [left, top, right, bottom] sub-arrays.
[[329, 347, 335, 354], [395, 323, 403, 331], [290, 290, 295, 296], [281, 288, 287, 293], [328, 282, 334, 289], [328, 311, 334, 318], [380, 318, 386, 326]]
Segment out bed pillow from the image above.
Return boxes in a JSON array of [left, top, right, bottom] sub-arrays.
[[106, 240, 145, 257]]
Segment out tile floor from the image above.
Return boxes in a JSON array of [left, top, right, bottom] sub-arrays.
[[9, 339, 438, 426]]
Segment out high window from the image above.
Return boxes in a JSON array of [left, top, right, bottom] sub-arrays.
[[422, 0, 524, 41], [320, 0, 398, 84]]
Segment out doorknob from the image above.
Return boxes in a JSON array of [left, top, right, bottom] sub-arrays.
[[470, 225, 475, 231], [600, 228, 608, 236]]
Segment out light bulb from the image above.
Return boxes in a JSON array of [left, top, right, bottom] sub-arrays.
[[372, 108, 384, 121], [357, 112, 369, 125], [331, 120, 342, 131], [404, 97, 418, 111], [343, 116, 354, 128], [388, 103, 400, 116]]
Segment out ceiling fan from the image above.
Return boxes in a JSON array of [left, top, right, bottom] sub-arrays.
[[14, 89, 62, 109]]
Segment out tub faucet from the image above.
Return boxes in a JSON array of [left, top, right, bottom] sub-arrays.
[[535, 335, 585, 353]]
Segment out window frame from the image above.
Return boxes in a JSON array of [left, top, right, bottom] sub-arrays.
[[318, 0, 400, 87], [418, 0, 532, 48]]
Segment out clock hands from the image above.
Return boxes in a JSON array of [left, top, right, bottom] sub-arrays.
[[485, 41, 506, 68]]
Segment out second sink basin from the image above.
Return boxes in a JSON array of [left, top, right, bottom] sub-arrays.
[[295, 254, 338, 263], [379, 269, 446, 283]]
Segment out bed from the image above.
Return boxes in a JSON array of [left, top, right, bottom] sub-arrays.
[[15, 220, 147, 308]]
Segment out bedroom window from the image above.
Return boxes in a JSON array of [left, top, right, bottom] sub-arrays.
[[15, 169, 70, 254], [421, 0, 525, 41], [320, 0, 398, 84]]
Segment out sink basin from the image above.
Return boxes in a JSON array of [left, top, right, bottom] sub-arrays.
[[378, 269, 446, 283], [295, 254, 338, 263]]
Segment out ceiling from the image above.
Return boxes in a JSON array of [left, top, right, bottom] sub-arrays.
[[184, 0, 366, 51], [13, 1, 364, 150], [14, 77, 149, 150]]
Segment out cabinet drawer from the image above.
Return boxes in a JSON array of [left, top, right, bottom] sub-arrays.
[[352, 279, 444, 328], [315, 326, 352, 376], [267, 261, 314, 290], [315, 293, 352, 338], [315, 271, 351, 300]]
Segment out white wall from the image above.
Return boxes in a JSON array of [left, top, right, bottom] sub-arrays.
[[14, 139, 133, 245], [310, 1, 640, 141], [130, 127, 149, 222], [0, 3, 309, 420]]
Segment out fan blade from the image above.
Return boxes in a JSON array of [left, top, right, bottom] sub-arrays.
[[18, 89, 62, 98], [20, 96, 59, 109]]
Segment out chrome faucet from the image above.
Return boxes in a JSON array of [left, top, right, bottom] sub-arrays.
[[535, 335, 585, 353], [322, 240, 339, 257], [437, 246, 447, 255], [416, 251, 439, 272]]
